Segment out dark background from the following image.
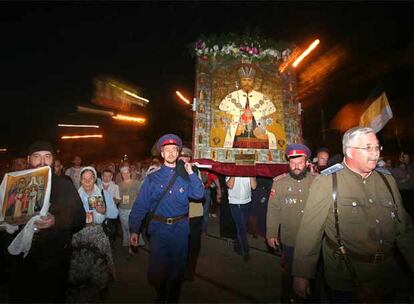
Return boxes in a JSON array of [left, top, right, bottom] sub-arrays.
[[1, 1, 413, 162]]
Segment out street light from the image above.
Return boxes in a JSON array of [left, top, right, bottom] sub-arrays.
[[113, 114, 146, 124], [61, 134, 103, 139], [293, 39, 320, 68], [176, 90, 197, 111], [176, 91, 191, 104], [58, 124, 100, 128]]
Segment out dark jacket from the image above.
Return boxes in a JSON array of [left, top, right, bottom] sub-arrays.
[[30, 174, 86, 257]]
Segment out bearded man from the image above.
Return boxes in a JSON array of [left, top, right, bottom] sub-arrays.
[[219, 65, 277, 149], [266, 143, 315, 302]]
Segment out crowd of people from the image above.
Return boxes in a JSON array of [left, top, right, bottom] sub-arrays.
[[0, 126, 413, 303]]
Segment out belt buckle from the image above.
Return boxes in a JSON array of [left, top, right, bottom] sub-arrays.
[[166, 218, 174, 225], [373, 253, 384, 264]]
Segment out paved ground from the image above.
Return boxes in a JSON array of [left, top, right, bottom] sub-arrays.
[[105, 215, 282, 303]]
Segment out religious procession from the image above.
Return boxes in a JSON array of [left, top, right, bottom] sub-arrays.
[[1, 3, 414, 304]]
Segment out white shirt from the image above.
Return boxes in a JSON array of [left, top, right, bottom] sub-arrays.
[[226, 177, 252, 205], [98, 181, 121, 201]]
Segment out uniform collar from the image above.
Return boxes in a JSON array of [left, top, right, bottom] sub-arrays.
[[343, 160, 373, 180], [160, 164, 176, 174]]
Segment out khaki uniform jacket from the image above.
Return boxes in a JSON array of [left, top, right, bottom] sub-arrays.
[[266, 173, 315, 246], [292, 163, 414, 291]]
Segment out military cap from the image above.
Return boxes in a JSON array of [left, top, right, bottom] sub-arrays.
[[180, 146, 193, 157], [28, 140, 54, 155], [156, 134, 183, 152], [286, 143, 311, 159]]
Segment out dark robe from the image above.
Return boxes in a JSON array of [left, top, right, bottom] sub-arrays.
[[7, 173, 86, 303]]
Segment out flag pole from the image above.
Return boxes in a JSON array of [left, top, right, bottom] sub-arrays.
[[392, 119, 403, 154]]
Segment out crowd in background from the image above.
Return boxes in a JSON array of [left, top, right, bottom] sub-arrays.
[[0, 140, 413, 303]]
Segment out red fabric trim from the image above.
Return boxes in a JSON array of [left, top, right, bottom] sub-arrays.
[[233, 141, 268, 149], [287, 149, 306, 157], [193, 159, 289, 178], [162, 139, 177, 146]]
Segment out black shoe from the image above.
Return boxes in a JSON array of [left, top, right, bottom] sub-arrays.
[[243, 254, 251, 263]]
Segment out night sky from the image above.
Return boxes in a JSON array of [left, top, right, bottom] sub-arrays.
[[1, 2, 413, 160]]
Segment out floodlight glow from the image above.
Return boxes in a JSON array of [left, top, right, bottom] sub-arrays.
[[176, 91, 191, 104], [61, 134, 103, 139], [0, 148, 7, 152], [293, 39, 320, 68], [58, 124, 100, 128], [113, 114, 146, 123]]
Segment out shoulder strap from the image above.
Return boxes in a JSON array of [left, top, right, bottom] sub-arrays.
[[101, 189, 107, 209], [377, 171, 401, 223], [332, 173, 342, 247], [331, 172, 360, 286], [150, 172, 178, 215]]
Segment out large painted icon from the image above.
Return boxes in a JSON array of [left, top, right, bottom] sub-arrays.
[[217, 64, 281, 150], [0, 166, 51, 225], [192, 35, 302, 164]]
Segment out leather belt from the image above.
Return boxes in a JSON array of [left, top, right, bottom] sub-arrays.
[[151, 214, 188, 225], [325, 236, 391, 264]]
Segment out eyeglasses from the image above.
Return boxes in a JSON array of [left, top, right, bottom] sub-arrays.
[[349, 146, 383, 153]]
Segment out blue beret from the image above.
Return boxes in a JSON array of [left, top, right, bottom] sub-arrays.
[[156, 134, 183, 152], [286, 143, 311, 159]]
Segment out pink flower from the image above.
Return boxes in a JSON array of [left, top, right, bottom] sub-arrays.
[[195, 40, 205, 49]]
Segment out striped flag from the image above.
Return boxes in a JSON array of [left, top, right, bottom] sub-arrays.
[[359, 92, 393, 133]]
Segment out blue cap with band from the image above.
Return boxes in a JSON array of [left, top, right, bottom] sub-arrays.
[[156, 134, 183, 152]]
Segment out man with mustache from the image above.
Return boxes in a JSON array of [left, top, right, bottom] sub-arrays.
[[218, 65, 278, 149], [129, 134, 204, 303], [266, 143, 315, 303], [7, 140, 85, 303], [292, 127, 414, 302]]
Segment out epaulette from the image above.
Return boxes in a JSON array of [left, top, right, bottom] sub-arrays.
[[375, 167, 391, 175], [273, 172, 288, 182], [320, 163, 344, 176], [146, 167, 160, 178]]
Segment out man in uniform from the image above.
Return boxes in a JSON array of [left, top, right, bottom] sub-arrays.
[[129, 134, 204, 302], [266, 143, 315, 302], [7, 140, 86, 303], [292, 127, 414, 302]]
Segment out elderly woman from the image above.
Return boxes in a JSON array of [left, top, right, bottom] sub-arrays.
[[67, 166, 119, 302], [117, 164, 143, 251]]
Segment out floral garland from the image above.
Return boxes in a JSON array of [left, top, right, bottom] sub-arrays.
[[191, 33, 292, 61]]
